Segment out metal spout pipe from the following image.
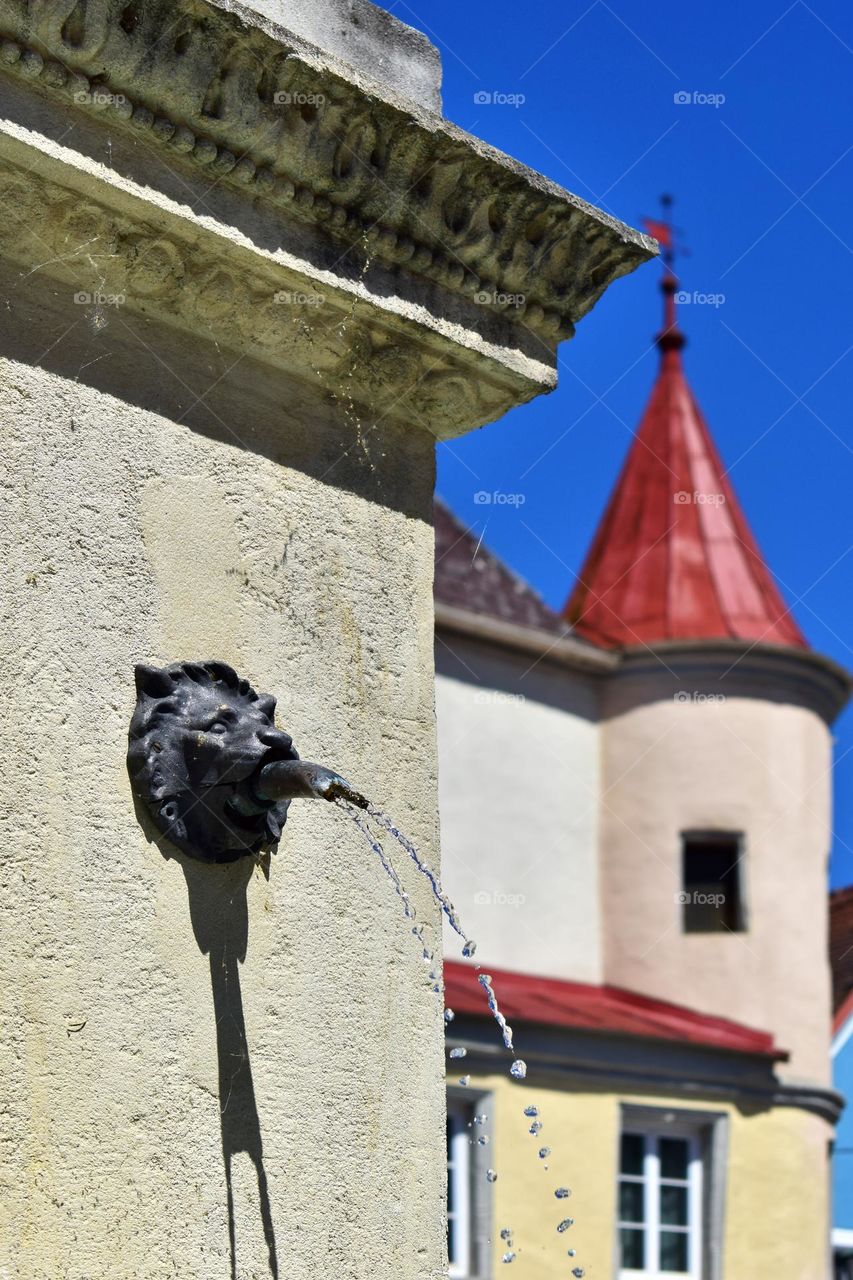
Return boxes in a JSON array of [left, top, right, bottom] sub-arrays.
[[255, 759, 368, 810]]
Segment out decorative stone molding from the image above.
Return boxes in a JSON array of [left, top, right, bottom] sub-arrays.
[[0, 0, 654, 356], [0, 147, 532, 437]]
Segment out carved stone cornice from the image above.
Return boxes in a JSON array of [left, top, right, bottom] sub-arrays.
[[0, 134, 541, 438], [0, 0, 655, 359]]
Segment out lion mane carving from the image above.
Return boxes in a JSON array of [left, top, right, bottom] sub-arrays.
[[127, 660, 298, 863]]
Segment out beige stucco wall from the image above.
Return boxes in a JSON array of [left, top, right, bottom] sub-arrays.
[[601, 687, 834, 1085], [466, 1069, 831, 1280], [0, 287, 447, 1278], [435, 640, 603, 983]]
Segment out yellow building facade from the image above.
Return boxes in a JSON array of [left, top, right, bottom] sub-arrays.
[[447, 1070, 832, 1280]]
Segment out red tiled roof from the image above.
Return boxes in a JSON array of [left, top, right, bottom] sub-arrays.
[[563, 272, 806, 651], [444, 960, 784, 1058], [834, 987, 853, 1037], [830, 885, 853, 1014], [434, 498, 565, 634]]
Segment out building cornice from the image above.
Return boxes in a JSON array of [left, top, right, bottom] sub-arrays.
[[0, 114, 547, 440], [448, 1019, 845, 1125], [434, 607, 851, 725], [0, 0, 654, 361], [434, 601, 617, 673], [612, 640, 852, 725]]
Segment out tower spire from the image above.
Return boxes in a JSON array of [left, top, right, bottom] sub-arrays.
[[562, 199, 806, 652], [644, 193, 685, 358]]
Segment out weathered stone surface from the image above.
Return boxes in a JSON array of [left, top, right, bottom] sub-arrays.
[[0, 125, 534, 440], [209, 0, 444, 111], [0, 269, 446, 1279]]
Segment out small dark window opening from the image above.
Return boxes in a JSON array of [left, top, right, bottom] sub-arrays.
[[681, 831, 745, 933]]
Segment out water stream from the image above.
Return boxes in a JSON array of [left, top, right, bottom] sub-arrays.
[[335, 798, 585, 1277]]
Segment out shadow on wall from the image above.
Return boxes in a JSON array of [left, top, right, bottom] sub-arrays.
[[181, 856, 279, 1280], [0, 259, 431, 521], [131, 775, 280, 1277]]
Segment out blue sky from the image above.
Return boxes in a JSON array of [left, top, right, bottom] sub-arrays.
[[387, 0, 853, 887]]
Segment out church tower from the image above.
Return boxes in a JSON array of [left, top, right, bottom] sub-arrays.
[[565, 209, 849, 1087]]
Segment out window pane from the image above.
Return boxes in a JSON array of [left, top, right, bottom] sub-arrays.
[[620, 1133, 644, 1175], [619, 1227, 645, 1269], [619, 1180, 645, 1223], [681, 833, 744, 932], [661, 1184, 688, 1226], [660, 1137, 689, 1179], [660, 1229, 689, 1272]]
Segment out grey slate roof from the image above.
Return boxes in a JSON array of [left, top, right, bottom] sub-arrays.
[[434, 498, 567, 635]]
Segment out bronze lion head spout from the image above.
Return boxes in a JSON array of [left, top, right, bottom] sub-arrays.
[[127, 660, 367, 864], [127, 660, 297, 863]]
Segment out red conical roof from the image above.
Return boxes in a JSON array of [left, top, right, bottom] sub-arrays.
[[564, 270, 806, 650]]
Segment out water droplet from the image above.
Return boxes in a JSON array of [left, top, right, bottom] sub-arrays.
[[567, 1249, 576, 1258], [474, 1114, 488, 1125], [459, 1076, 470, 1087], [449, 1047, 467, 1059], [444, 1009, 455, 1023], [478, 1135, 489, 1146], [502, 1253, 516, 1264], [486, 1169, 498, 1183], [555, 1188, 571, 1199], [367, 806, 470, 943], [478, 973, 515, 1051], [529, 1121, 543, 1135], [557, 1218, 574, 1233], [510, 1059, 527, 1079], [462, 940, 477, 958], [500, 1229, 513, 1241], [538, 1147, 551, 1159], [523, 1105, 539, 1118], [572, 1269, 584, 1278]]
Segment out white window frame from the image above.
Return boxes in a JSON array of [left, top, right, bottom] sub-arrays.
[[446, 1088, 493, 1280], [447, 1097, 472, 1278], [618, 1129, 703, 1279]]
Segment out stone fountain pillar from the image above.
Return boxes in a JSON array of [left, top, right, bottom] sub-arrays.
[[0, 3, 652, 1276]]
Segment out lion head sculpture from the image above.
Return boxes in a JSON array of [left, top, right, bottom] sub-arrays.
[[127, 660, 298, 863]]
